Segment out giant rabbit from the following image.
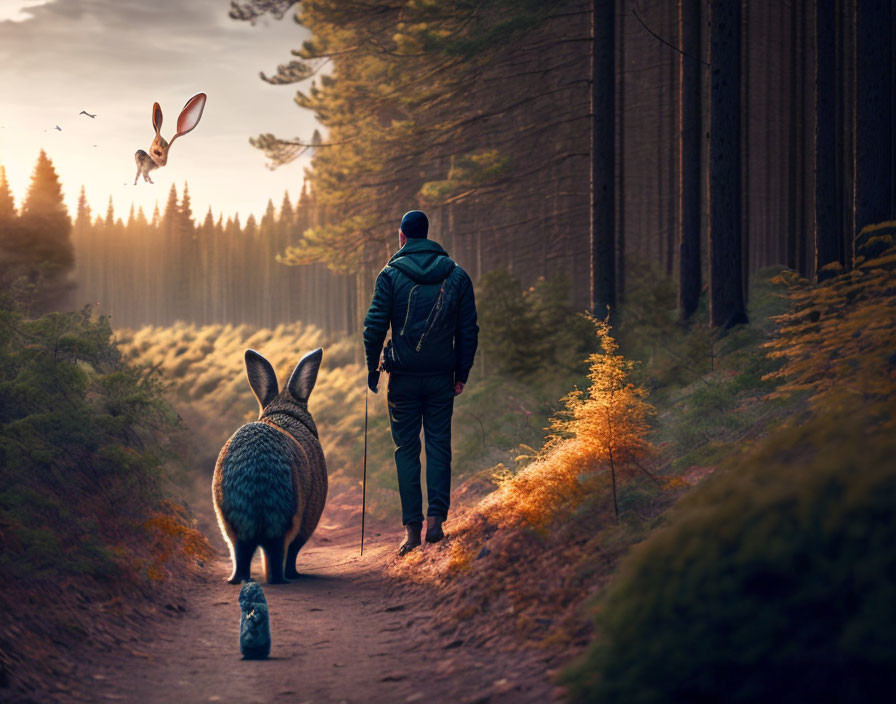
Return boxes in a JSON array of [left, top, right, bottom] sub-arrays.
[[213, 348, 328, 584]]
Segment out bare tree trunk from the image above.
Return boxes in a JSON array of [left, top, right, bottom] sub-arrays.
[[787, 0, 799, 271], [709, 0, 748, 329], [592, 0, 616, 317], [740, 0, 750, 302], [854, 0, 894, 242], [667, 0, 678, 279], [679, 0, 702, 320], [800, 0, 813, 279], [617, 0, 626, 303], [841, 0, 856, 268], [816, 0, 842, 280]]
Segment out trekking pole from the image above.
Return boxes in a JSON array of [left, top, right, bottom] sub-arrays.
[[360, 385, 368, 556]]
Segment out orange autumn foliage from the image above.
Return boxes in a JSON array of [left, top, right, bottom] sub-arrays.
[[764, 239, 896, 410], [140, 501, 214, 581], [476, 316, 656, 527]]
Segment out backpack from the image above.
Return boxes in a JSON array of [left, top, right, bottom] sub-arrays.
[[382, 267, 463, 372]]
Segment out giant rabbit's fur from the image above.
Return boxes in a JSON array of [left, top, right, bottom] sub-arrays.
[[213, 348, 328, 584]]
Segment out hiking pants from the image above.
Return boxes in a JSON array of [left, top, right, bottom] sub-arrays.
[[387, 372, 454, 526]]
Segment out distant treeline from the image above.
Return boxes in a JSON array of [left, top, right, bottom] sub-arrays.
[[0, 156, 360, 331], [71, 183, 359, 332]]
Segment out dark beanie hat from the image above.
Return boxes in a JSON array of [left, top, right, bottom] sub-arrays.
[[400, 210, 429, 239]]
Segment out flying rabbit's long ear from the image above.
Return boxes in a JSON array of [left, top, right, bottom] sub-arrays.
[[170, 93, 206, 144], [152, 102, 163, 134], [245, 349, 279, 412], [287, 348, 322, 402]]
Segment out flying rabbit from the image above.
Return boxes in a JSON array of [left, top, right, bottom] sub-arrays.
[[134, 93, 206, 185]]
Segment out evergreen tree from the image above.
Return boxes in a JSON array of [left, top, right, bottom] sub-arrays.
[[104, 196, 115, 226], [75, 187, 91, 230], [180, 182, 194, 235], [0, 166, 16, 220], [13, 151, 74, 312]]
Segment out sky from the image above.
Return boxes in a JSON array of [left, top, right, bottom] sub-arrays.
[[0, 0, 320, 224]]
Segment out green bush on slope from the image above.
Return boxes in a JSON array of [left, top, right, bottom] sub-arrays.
[[563, 402, 896, 703], [0, 303, 203, 582]]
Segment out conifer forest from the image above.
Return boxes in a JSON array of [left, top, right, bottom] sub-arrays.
[[0, 1, 894, 702]]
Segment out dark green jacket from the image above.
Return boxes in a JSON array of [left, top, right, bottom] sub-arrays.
[[363, 238, 478, 382]]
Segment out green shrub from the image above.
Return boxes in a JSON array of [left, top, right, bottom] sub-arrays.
[[563, 402, 896, 703], [0, 304, 200, 582], [477, 270, 594, 380]]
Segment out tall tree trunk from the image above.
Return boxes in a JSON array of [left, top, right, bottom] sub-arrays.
[[854, 1, 894, 243], [667, 0, 678, 279], [800, 0, 812, 278], [841, 0, 856, 268], [617, 0, 626, 303], [679, 0, 702, 320], [816, 0, 841, 280], [787, 0, 799, 271], [740, 0, 750, 301], [761, 5, 773, 269], [592, 0, 616, 317], [709, 0, 748, 328]]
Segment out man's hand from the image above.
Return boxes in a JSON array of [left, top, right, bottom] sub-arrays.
[[453, 381, 464, 396], [368, 371, 380, 393]]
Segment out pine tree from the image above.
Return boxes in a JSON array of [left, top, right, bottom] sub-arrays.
[[0, 166, 16, 221], [0, 165, 21, 294], [75, 187, 91, 230], [549, 316, 656, 520], [14, 150, 75, 312], [180, 182, 194, 235]]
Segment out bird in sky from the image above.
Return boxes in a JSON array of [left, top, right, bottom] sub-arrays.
[[55, 125, 62, 131], [79, 110, 96, 118]]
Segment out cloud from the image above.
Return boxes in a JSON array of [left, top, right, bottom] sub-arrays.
[[0, 1, 54, 23], [0, 0, 319, 224]]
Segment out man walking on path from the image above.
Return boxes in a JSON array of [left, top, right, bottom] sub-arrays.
[[363, 210, 479, 555]]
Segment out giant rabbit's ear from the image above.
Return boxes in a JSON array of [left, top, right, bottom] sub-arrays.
[[170, 93, 206, 144], [152, 102, 163, 134], [287, 348, 323, 402], [245, 349, 279, 412]]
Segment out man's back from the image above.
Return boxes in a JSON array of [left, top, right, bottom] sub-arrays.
[[363, 237, 478, 383]]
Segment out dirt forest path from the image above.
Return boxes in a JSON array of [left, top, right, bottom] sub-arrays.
[[89, 498, 560, 704]]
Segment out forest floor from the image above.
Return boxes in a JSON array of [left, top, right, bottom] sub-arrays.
[[41, 481, 564, 704]]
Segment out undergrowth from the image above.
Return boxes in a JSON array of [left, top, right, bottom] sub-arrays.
[[562, 240, 896, 702], [0, 302, 211, 698], [386, 248, 892, 692]]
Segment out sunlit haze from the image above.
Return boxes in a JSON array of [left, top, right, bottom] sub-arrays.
[[0, 0, 320, 223]]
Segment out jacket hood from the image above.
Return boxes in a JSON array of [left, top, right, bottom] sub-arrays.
[[388, 238, 456, 284]]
